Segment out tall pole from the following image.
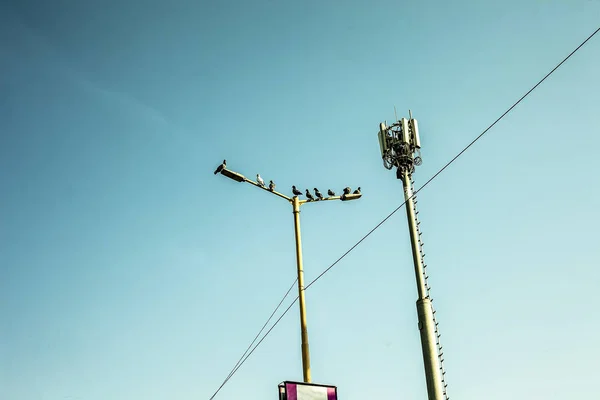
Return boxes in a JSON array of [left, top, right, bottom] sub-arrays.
[[292, 196, 311, 383], [377, 116, 447, 400], [400, 169, 443, 400], [217, 167, 361, 383]]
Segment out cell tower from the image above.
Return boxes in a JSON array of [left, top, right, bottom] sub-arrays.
[[377, 112, 449, 400]]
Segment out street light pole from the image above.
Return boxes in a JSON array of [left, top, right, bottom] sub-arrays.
[[217, 166, 361, 383], [292, 196, 311, 382]]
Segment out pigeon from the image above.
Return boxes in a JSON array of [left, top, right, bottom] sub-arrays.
[[292, 186, 303, 196], [305, 189, 315, 201], [314, 188, 323, 200], [327, 189, 336, 197], [353, 187, 361, 194], [343, 187, 351, 195], [269, 180, 275, 191], [257, 174, 265, 187], [214, 159, 226, 175]]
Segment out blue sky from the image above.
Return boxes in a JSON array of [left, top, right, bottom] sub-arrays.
[[1, 1, 599, 399]]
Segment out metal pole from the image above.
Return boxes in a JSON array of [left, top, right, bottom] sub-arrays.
[[400, 168, 443, 400], [292, 196, 311, 383], [218, 167, 361, 385]]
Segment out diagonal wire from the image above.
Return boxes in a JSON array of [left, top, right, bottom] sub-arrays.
[[224, 297, 298, 385], [208, 279, 297, 400], [208, 26, 600, 399], [306, 25, 599, 290]]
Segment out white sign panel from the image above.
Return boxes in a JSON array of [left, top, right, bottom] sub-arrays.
[[284, 382, 337, 400]]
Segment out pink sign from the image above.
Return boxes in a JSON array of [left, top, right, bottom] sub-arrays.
[[282, 382, 337, 400]]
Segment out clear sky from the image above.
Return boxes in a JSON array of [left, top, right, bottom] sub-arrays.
[[1, 1, 599, 399]]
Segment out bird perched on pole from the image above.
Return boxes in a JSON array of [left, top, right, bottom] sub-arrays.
[[353, 187, 361, 194], [314, 188, 323, 200], [327, 189, 335, 197], [305, 189, 315, 201], [343, 187, 351, 195], [214, 160, 226, 175], [257, 174, 265, 187], [292, 186, 302, 197], [269, 180, 275, 191]]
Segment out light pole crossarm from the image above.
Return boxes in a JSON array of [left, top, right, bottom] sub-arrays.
[[219, 167, 292, 202], [299, 193, 362, 205], [220, 168, 362, 205], [243, 178, 292, 202], [299, 196, 339, 205]]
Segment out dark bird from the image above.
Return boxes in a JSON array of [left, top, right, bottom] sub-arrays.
[[214, 159, 226, 175], [292, 186, 302, 196], [327, 189, 336, 197], [353, 187, 361, 194], [314, 188, 323, 200], [343, 187, 351, 195], [305, 189, 315, 201], [269, 180, 275, 191]]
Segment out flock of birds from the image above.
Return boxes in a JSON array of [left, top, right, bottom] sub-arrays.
[[288, 184, 360, 201], [213, 159, 361, 200]]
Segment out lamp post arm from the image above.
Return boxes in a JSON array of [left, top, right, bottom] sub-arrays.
[[299, 196, 339, 205], [243, 178, 293, 202], [299, 193, 362, 205]]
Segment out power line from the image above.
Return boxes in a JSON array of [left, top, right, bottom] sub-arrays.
[[208, 26, 600, 398], [307, 25, 599, 290], [225, 297, 298, 382], [208, 280, 297, 400]]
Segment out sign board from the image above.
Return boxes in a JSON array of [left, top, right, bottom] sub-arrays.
[[278, 381, 337, 400]]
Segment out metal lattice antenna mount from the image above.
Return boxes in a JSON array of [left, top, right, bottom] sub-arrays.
[[377, 116, 421, 173]]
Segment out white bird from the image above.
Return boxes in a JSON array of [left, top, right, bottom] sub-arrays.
[[257, 174, 265, 187]]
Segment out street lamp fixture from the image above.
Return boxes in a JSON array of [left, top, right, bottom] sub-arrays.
[[216, 163, 362, 384], [221, 169, 246, 183], [340, 193, 362, 202]]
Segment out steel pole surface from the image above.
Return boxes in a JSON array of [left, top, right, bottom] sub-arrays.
[[401, 169, 443, 400], [292, 196, 311, 383]]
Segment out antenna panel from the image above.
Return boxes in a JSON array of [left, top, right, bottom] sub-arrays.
[[411, 119, 421, 149], [401, 118, 411, 145], [378, 122, 387, 157]]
